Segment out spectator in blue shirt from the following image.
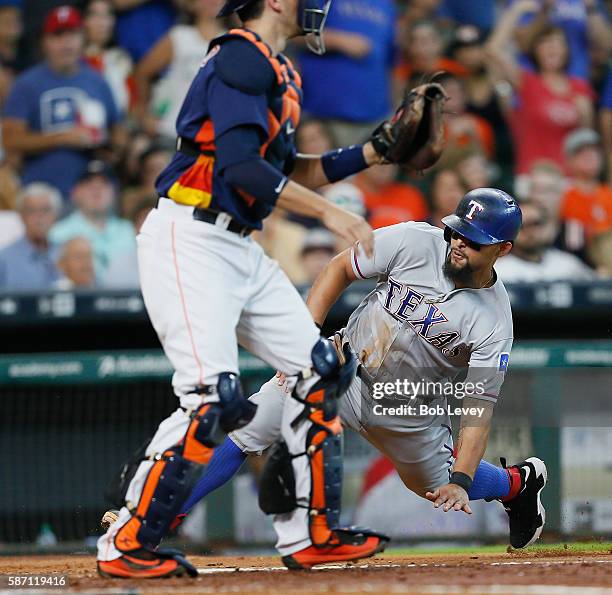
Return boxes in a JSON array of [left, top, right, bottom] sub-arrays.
[[0, 182, 62, 291], [437, 0, 496, 33], [49, 160, 135, 278], [113, 0, 176, 62], [2, 5, 125, 198], [511, 0, 610, 81], [298, 0, 397, 147]]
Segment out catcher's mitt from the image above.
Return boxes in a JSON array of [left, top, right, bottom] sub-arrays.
[[370, 81, 448, 171]]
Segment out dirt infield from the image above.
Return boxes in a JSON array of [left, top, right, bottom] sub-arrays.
[[1, 549, 611, 594]]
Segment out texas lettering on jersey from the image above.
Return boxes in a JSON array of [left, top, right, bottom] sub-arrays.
[[383, 275, 463, 357]]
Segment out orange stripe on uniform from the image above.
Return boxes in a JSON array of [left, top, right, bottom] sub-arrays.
[[195, 120, 216, 151], [171, 222, 205, 386]]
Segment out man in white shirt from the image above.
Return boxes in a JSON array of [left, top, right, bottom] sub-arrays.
[[495, 201, 595, 283]]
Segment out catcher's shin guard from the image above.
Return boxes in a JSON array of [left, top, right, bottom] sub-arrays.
[[113, 448, 195, 552], [293, 338, 356, 547], [113, 373, 256, 553], [114, 402, 227, 553]]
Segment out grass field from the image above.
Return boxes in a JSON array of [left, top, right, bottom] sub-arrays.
[[390, 540, 612, 556]]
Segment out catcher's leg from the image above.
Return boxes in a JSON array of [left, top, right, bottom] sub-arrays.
[[174, 375, 286, 529], [97, 374, 255, 579], [267, 340, 389, 569], [234, 252, 388, 568]]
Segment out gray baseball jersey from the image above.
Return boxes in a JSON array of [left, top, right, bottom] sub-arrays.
[[347, 221, 513, 407]]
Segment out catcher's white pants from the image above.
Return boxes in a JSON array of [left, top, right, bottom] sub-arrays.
[[97, 198, 320, 561]]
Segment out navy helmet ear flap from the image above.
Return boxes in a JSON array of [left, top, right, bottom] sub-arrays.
[[444, 226, 451, 243], [217, 0, 256, 17]]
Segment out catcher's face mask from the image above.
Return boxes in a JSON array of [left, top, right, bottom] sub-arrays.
[[298, 0, 331, 55]]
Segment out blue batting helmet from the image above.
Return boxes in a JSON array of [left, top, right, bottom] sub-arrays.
[[441, 188, 522, 245]]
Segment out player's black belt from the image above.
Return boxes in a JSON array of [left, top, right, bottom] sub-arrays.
[[192, 207, 253, 237], [155, 198, 254, 237], [176, 136, 215, 158], [172, 137, 252, 236]]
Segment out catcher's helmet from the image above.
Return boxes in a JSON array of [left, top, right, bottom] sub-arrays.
[[218, 0, 331, 55], [441, 188, 522, 245], [218, 0, 254, 17]]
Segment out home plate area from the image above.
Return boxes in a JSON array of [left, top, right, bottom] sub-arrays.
[[1, 548, 612, 595]]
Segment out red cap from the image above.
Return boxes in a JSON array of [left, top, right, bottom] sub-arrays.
[[43, 5, 82, 35]]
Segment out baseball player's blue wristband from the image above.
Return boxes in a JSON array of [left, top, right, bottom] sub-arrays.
[[321, 145, 367, 183], [449, 471, 473, 493]]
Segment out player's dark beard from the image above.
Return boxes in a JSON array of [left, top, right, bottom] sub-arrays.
[[443, 253, 475, 285]]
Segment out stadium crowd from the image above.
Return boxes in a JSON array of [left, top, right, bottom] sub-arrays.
[[0, 0, 610, 291]]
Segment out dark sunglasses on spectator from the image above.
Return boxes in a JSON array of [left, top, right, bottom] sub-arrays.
[[450, 230, 482, 251]]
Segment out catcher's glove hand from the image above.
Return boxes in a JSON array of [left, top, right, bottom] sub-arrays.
[[370, 81, 448, 171]]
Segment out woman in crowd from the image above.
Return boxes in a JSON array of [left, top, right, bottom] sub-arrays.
[[132, 0, 225, 142], [485, 0, 594, 184], [83, 0, 133, 114]]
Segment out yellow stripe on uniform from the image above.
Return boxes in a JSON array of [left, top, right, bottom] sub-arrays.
[[167, 182, 213, 208]]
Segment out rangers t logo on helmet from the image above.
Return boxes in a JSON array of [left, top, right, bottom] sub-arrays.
[[442, 188, 522, 245]]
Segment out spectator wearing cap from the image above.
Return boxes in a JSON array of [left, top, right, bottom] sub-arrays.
[[485, 2, 595, 180], [558, 128, 612, 263], [495, 201, 595, 283], [297, 0, 398, 147], [511, 0, 610, 82], [2, 5, 125, 198], [299, 228, 337, 285], [0, 182, 62, 291], [353, 164, 429, 230], [49, 160, 135, 277], [55, 236, 96, 289]]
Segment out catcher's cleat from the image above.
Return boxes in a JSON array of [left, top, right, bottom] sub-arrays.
[[100, 509, 119, 530], [501, 457, 547, 549], [97, 547, 198, 579], [281, 528, 389, 570]]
